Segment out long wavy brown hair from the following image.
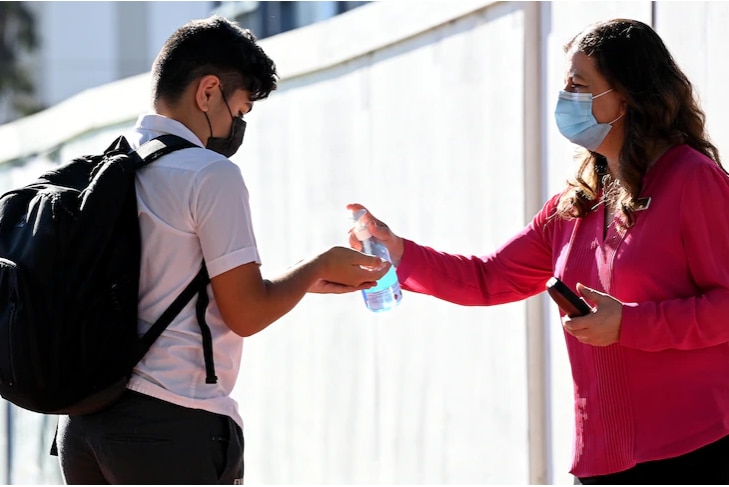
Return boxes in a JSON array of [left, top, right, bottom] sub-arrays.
[[555, 19, 723, 227]]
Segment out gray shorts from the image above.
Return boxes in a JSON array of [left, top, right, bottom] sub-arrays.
[[55, 390, 244, 484]]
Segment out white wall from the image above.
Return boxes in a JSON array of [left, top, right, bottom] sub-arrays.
[[240, 2, 531, 482], [1, 1, 728, 484]]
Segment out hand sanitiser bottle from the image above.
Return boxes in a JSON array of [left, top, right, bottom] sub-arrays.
[[351, 209, 402, 312]]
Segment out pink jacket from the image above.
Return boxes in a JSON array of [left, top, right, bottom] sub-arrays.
[[396, 145, 729, 477]]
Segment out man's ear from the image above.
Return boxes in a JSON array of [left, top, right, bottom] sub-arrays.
[[194, 75, 221, 112]]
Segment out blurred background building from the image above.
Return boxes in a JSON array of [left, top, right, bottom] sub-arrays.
[[0, 1, 368, 125], [1, 1, 728, 485]]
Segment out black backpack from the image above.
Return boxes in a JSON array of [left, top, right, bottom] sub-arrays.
[[0, 134, 217, 415]]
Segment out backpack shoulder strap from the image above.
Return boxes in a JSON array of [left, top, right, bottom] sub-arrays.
[[134, 134, 198, 167], [128, 135, 216, 383], [132, 265, 210, 367]]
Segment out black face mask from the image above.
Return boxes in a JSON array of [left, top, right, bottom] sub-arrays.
[[206, 116, 246, 158], [205, 87, 247, 158]]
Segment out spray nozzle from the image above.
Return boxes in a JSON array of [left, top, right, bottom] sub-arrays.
[[349, 209, 367, 222], [349, 209, 371, 240]]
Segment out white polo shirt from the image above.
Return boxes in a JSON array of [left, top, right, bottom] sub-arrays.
[[125, 113, 260, 430]]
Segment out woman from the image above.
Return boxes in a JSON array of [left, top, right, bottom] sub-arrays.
[[349, 19, 729, 484]]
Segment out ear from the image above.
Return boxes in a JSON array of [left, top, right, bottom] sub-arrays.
[[194, 75, 221, 112], [619, 95, 628, 116]]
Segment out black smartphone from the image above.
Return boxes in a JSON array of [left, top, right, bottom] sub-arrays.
[[546, 277, 592, 317]]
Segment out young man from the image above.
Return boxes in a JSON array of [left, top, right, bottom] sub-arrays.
[[55, 16, 388, 484]]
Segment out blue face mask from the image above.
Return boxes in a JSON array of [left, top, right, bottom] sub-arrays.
[[554, 89, 622, 151]]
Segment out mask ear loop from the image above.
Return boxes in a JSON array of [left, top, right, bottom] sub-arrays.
[[204, 112, 214, 140], [594, 88, 624, 125], [204, 86, 235, 142], [607, 113, 624, 125], [219, 86, 236, 120], [591, 88, 614, 99]]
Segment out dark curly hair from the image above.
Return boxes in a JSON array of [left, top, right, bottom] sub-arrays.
[[555, 19, 723, 227], [151, 15, 278, 106]]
